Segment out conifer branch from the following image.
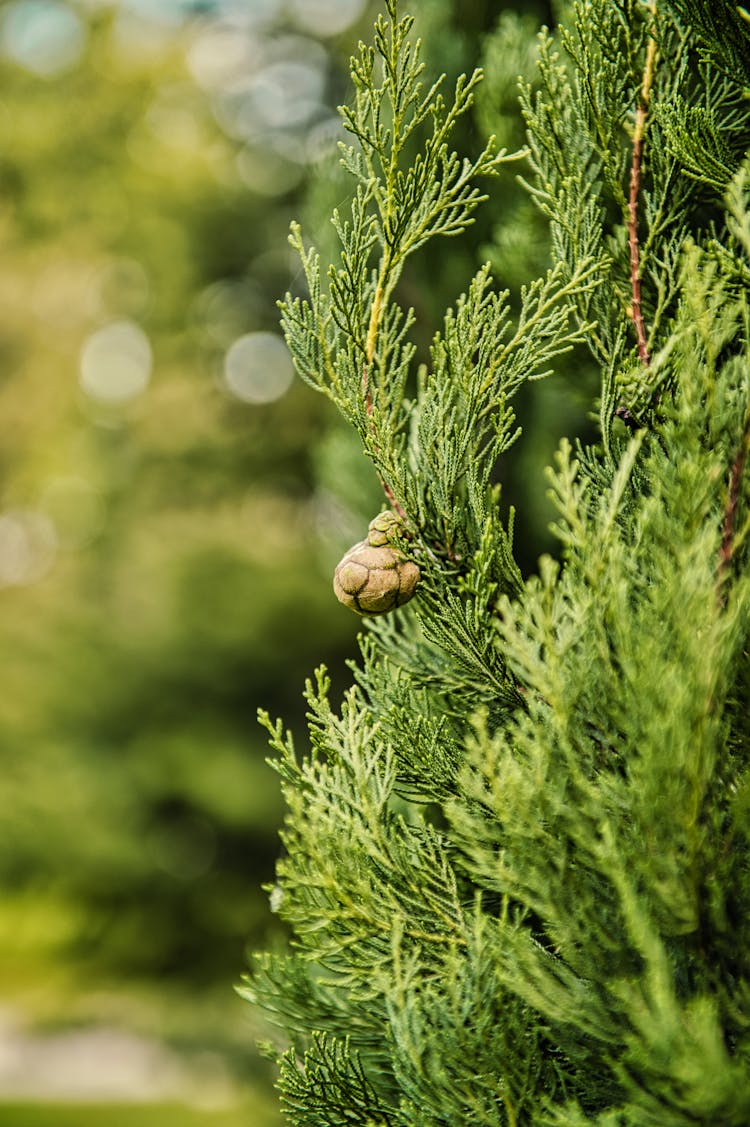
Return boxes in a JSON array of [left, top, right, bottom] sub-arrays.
[[283, 0, 511, 528], [627, 4, 658, 369]]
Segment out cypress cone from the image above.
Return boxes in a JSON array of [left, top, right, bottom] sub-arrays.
[[333, 511, 420, 616]]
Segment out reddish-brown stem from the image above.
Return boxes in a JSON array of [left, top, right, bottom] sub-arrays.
[[627, 22, 658, 369], [628, 127, 651, 367]]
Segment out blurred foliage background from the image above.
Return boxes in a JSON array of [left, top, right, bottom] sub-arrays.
[[0, 0, 593, 1123]]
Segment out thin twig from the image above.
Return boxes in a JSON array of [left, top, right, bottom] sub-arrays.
[[627, 12, 658, 369], [616, 9, 658, 429], [363, 264, 407, 519]]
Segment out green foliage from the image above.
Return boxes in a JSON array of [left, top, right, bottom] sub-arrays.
[[520, 0, 750, 416], [249, 1, 750, 1124], [663, 0, 750, 86], [280, 1, 507, 435], [653, 0, 750, 200], [452, 265, 750, 1123]]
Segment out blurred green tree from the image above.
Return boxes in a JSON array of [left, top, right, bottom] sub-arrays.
[[0, 0, 371, 1030]]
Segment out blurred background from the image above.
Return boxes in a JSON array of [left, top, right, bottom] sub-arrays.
[[0, 1, 590, 1124]]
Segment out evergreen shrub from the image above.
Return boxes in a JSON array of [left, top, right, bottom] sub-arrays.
[[242, 2, 750, 1122]]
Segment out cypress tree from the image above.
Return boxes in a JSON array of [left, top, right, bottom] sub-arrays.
[[242, 2, 750, 1122]]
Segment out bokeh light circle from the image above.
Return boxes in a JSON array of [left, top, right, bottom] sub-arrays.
[[0, 1, 87, 77], [223, 332, 294, 404], [249, 60, 325, 130], [0, 509, 57, 586], [79, 320, 153, 405], [288, 0, 367, 37]]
